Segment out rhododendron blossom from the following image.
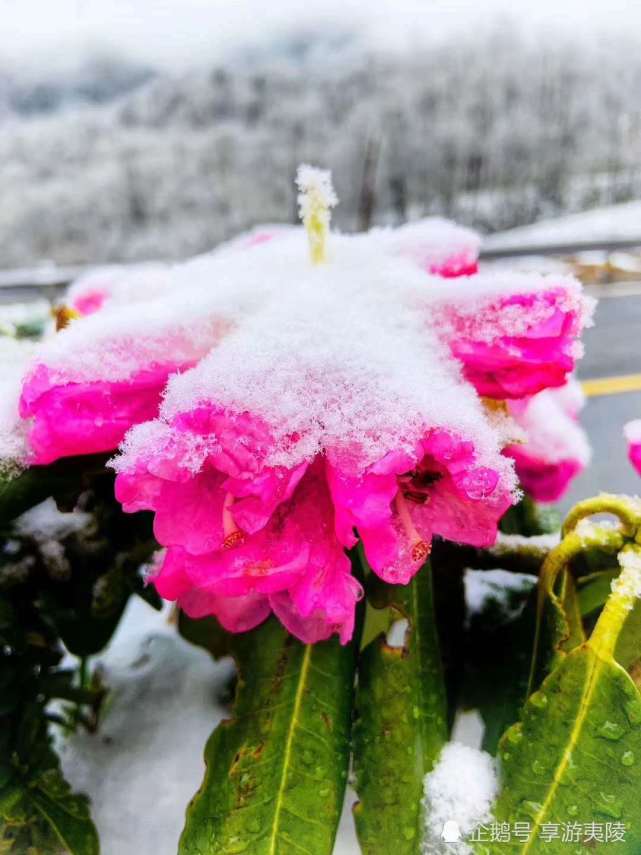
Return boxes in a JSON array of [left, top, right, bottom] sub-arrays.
[[504, 379, 591, 502], [114, 412, 515, 643], [433, 281, 593, 399], [625, 420, 641, 476], [10, 167, 594, 643], [106, 167, 593, 642], [19, 306, 229, 465]]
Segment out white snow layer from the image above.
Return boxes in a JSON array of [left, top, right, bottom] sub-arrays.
[[111, 231, 586, 478], [58, 598, 236, 855], [15, 497, 92, 542], [0, 336, 37, 468], [66, 262, 173, 310], [464, 568, 537, 621], [613, 548, 641, 605], [422, 743, 498, 854]]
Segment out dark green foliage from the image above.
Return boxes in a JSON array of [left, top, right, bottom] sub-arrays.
[[353, 565, 448, 854], [180, 617, 357, 855]]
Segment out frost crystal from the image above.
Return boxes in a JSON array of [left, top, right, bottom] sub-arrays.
[[295, 164, 338, 224], [612, 549, 641, 605], [296, 164, 338, 264]]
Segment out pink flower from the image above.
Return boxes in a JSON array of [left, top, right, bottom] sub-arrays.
[[433, 277, 594, 399], [504, 380, 591, 502], [113, 404, 514, 644], [68, 264, 171, 316], [375, 217, 480, 277], [625, 421, 641, 476], [19, 311, 231, 465], [19, 230, 300, 466], [19, 363, 181, 464], [9, 164, 595, 652]]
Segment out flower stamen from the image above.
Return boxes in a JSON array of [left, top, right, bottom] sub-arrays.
[[222, 492, 245, 549], [296, 164, 338, 265], [395, 491, 431, 565]]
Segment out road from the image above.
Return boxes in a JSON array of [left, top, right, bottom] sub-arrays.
[[560, 286, 641, 512]]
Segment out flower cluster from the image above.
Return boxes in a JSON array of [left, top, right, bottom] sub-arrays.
[[9, 168, 594, 643]]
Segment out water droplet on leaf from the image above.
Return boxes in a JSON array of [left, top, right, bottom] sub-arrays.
[[598, 721, 625, 741], [530, 692, 548, 710], [596, 793, 622, 819]]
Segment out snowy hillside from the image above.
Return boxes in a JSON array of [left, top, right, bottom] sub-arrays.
[[3, 30, 641, 267]]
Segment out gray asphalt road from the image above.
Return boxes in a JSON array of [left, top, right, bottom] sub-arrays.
[[559, 289, 641, 512]]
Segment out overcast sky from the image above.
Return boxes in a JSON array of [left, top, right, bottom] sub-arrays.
[[2, 0, 641, 74]]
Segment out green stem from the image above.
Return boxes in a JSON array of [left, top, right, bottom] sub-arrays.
[[590, 545, 641, 659], [562, 493, 641, 538]]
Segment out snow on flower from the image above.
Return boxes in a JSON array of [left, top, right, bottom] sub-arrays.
[[19, 305, 226, 465], [67, 263, 172, 316], [624, 420, 641, 476], [0, 336, 37, 472], [504, 378, 591, 502], [17, 244, 283, 464], [10, 166, 594, 642], [429, 276, 595, 399], [107, 168, 588, 643], [376, 217, 480, 277]]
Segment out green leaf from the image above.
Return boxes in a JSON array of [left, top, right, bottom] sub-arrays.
[[615, 600, 641, 673], [499, 495, 560, 537], [179, 616, 356, 855], [487, 538, 641, 854], [528, 526, 624, 695], [0, 743, 99, 855], [577, 569, 619, 617], [352, 564, 448, 854], [491, 646, 641, 854], [177, 611, 231, 660], [463, 583, 537, 756]]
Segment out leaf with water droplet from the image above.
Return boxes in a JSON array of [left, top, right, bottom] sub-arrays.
[[352, 562, 447, 855], [492, 642, 641, 853], [179, 615, 357, 855], [598, 720, 625, 741]]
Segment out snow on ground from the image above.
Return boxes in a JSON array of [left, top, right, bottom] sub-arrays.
[[422, 743, 498, 854], [58, 596, 361, 854], [484, 200, 641, 250], [59, 598, 234, 855]]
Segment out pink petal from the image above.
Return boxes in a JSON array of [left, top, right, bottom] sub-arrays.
[[20, 365, 177, 464]]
